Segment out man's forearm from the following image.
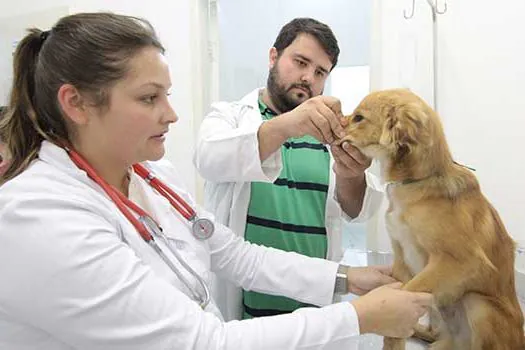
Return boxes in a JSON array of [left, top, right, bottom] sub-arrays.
[[257, 117, 289, 161], [336, 174, 367, 218]]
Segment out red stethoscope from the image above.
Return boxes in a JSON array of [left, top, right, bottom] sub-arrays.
[[65, 146, 212, 308]]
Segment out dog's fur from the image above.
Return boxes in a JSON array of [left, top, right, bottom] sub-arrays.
[[342, 89, 524, 349]]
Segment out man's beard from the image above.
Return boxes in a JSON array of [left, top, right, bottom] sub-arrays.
[[266, 64, 314, 113]]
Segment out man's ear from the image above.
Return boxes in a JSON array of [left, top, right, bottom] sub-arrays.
[[269, 47, 278, 69], [379, 103, 430, 155]]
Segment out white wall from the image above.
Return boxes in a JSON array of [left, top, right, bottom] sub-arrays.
[[0, 0, 207, 199], [369, 0, 525, 250]]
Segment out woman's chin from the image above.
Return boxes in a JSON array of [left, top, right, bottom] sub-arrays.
[[137, 146, 165, 163]]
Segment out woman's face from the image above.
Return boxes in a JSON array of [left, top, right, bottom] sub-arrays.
[[0, 142, 8, 176], [77, 46, 178, 166]]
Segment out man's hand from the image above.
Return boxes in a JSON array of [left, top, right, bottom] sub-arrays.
[[331, 141, 371, 218], [346, 265, 397, 295], [277, 95, 346, 144], [258, 95, 347, 161], [331, 141, 371, 179]]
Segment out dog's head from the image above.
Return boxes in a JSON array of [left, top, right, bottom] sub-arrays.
[[342, 89, 440, 163]]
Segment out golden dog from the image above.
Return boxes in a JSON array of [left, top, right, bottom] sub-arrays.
[[342, 89, 524, 349]]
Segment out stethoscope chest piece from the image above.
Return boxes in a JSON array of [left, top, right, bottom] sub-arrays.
[[191, 217, 214, 240]]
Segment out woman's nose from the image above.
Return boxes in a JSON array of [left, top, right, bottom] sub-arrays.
[[164, 103, 179, 124]]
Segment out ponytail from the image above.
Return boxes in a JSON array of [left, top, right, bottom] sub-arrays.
[[0, 29, 49, 183], [0, 13, 163, 184]]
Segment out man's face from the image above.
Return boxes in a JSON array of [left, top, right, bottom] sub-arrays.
[[267, 33, 333, 113]]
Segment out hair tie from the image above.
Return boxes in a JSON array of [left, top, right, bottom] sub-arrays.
[[40, 30, 50, 42]]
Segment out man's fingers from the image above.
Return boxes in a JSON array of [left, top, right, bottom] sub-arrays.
[[332, 144, 358, 169], [316, 103, 345, 139], [320, 95, 343, 117], [341, 142, 370, 165], [307, 120, 329, 144], [309, 115, 334, 144]]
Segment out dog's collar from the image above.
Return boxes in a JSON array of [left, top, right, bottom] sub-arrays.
[[385, 161, 475, 188], [386, 176, 432, 188]]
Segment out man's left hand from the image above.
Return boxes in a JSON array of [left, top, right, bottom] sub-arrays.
[[346, 265, 397, 295], [331, 141, 371, 179]]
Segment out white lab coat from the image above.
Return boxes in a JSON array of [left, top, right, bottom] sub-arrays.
[[194, 88, 384, 321], [0, 141, 363, 350]]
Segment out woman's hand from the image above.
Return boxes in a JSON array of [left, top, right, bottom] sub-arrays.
[[351, 282, 433, 338], [346, 265, 397, 295]]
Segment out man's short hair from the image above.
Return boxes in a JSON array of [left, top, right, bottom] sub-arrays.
[[272, 17, 340, 69]]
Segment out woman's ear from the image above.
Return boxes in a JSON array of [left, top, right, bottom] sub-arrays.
[[57, 84, 89, 126]]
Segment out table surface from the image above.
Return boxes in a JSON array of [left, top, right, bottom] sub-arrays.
[[351, 334, 428, 349]]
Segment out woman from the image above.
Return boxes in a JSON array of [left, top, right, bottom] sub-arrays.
[[0, 12, 431, 349], [0, 106, 8, 176]]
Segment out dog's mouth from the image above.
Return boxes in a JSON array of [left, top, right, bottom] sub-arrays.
[[332, 136, 377, 156]]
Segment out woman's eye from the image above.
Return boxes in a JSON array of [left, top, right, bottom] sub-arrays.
[[141, 95, 158, 104], [353, 114, 364, 123]]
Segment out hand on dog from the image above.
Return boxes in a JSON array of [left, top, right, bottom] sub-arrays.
[[278, 96, 346, 144], [346, 265, 397, 295], [331, 141, 371, 179], [352, 282, 433, 338]]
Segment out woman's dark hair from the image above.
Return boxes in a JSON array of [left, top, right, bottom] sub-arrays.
[[0, 12, 164, 182], [272, 17, 340, 69], [0, 106, 6, 143]]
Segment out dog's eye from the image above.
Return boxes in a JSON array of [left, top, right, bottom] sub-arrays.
[[353, 114, 364, 123]]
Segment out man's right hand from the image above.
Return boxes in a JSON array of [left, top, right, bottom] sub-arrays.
[[275, 95, 346, 144], [350, 282, 433, 338], [258, 95, 346, 161]]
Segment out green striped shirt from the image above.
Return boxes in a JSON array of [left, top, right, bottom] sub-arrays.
[[242, 100, 330, 318]]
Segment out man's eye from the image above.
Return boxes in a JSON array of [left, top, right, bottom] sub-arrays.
[[296, 59, 307, 67], [353, 114, 364, 123]]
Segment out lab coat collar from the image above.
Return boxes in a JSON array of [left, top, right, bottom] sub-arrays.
[[39, 141, 89, 178], [38, 141, 134, 193], [238, 87, 263, 109]]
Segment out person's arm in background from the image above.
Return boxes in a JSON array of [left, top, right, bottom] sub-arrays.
[[257, 95, 346, 160], [331, 141, 370, 218], [193, 101, 283, 183], [194, 95, 346, 183]]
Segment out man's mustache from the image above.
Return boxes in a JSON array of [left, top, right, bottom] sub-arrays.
[[288, 83, 312, 97]]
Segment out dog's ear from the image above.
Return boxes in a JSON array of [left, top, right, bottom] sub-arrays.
[[379, 102, 431, 156]]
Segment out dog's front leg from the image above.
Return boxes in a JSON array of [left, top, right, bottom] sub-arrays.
[[382, 241, 414, 350], [390, 240, 414, 283], [402, 255, 469, 307]]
